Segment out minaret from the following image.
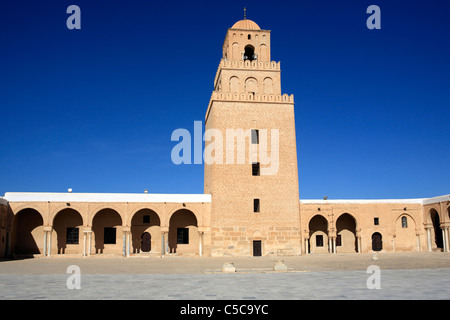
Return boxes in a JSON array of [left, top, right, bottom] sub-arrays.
[[204, 18, 301, 256]]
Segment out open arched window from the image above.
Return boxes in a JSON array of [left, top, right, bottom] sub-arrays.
[[401, 216, 408, 228], [244, 45, 256, 62]]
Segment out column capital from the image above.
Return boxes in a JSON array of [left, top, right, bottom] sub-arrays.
[[83, 226, 92, 233], [161, 227, 169, 233], [198, 226, 210, 233]]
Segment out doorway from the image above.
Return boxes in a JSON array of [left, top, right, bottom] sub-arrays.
[[253, 240, 262, 256], [141, 232, 151, 252], [372, 232, 382, 251]]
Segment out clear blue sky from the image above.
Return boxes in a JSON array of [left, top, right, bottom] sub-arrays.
[[0, 0, 449, 199]]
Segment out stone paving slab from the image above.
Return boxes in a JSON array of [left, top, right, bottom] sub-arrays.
[[0, 252, 449, 300], [0, 268, 450, 300], [1, 252, 449, 274]]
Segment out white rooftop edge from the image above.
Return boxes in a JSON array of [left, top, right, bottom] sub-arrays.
[[300, 194, 450, 205], [2, 192, 448, 205], [3, 192, 211, 203]]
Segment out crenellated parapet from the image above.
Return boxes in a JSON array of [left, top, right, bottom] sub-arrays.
[[213, 59, 281, 87], [210, 91, 293, 103], [206, 91, 294, 121]]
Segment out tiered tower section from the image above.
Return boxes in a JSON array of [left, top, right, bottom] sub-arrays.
[[205, 19, 301, 256]]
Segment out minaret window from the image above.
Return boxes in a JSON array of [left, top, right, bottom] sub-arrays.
[[251, 129, 259, 144], [253, 199, 260, 213], [252, 162, 260, 176], [244, 45, 256, 61]]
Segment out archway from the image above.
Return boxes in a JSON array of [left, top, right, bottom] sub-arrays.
[[336, 213, 357, 253], [372, 232, 383, 251], [92, 208, 122, 255], [12, 208, 44, 256], [430, 209, 443, 250], [168, 209, 198, 255], [130, 209, 161, 254], [244, 45, 256, 61], [308, 215, 329, 253], [52, 208, 83, 255], [395, 214, 416, 252]]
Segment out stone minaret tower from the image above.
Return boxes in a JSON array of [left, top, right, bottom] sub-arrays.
[[204, 18, 301, 256]]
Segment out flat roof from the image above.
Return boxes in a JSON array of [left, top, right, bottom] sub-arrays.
[[2, 192, 448, 205], [301, 194, 450, 205], [3, 192, 211, 203]]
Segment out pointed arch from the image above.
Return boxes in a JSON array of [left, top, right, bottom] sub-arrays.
[[168, 209, 198, 255], [335, 213, 357, 253], [394, 213, 417, 252], [52, 208, 83, 254], [308, 214, 329, 253], [91, 208, 123, 255], [12, 208, 44, 256]]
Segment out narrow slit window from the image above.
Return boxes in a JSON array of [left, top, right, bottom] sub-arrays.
[[401, 216, 408, 228], [251, 129, 259, 144], [252, 162, 260, 176], [253, 199, 260, 213]]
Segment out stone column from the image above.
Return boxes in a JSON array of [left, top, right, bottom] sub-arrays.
[[416, 232, 421, 252], [328, 237, 332, 254], [356, 230, 361, 253], [426, 227, 432, 252], [165, 232, 169, 254], [122, 227, 131, 257], [332, 237, 336, 254], [83, 228, 92, 257], [198, 231, 204, 257], [442, 227, 448, 253], [43, 231, 48, 256], [83, 231, 87, 257], [127, 232, 131, 257], [48, 231, 52, 256], [43, 226, 53, 257], [161, 233, 165, 256], [160, 229, 169, 255], [446, 227, 450, 253], [88, 231, 92, 256], [122, 232, 126, 256]]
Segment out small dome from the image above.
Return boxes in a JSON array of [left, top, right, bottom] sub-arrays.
[[231, 19, 261, 30]]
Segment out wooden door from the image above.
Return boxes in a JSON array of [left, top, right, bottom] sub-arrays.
[[253, 240, 262, 256], [372, 233, 382, 251], [141, 232, 151, 252]]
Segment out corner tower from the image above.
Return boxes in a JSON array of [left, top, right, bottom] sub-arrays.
[[205, 19, 301, 256]]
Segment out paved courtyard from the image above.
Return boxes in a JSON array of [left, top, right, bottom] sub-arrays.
[[0, 252, 449, 300]]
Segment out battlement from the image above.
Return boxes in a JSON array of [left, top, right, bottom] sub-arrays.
[[205, 91, 294, 122], [221, 59, 280, 70], [213, 59, 281, 87]]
